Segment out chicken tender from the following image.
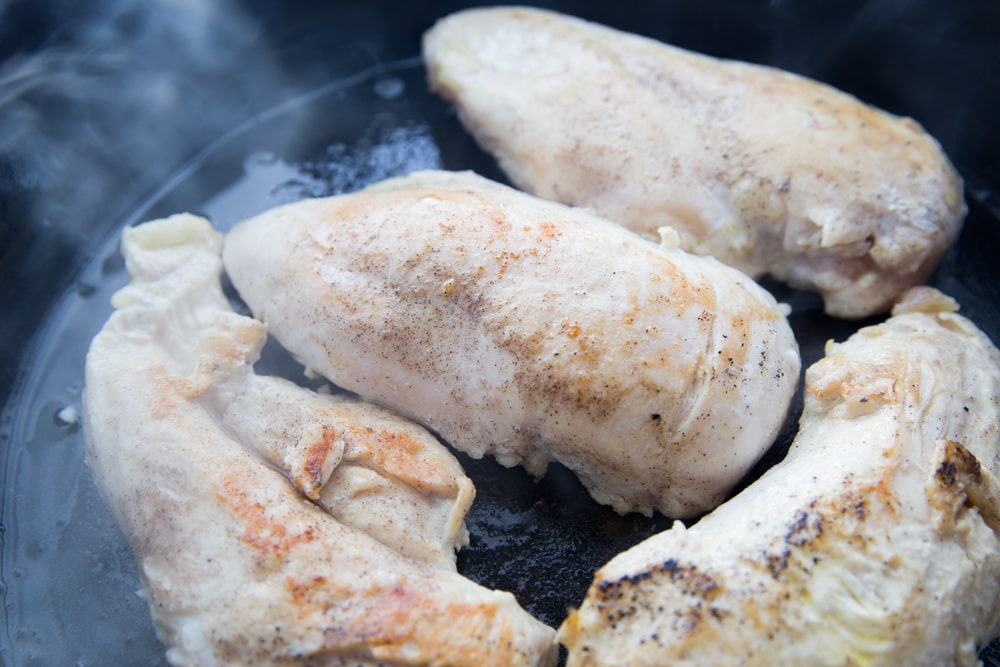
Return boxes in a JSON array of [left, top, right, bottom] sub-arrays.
[[423, 7, 966, 318], [222, 169, 800, 518], [83, 214, 557, 667], [559, 287, 1000, 666]]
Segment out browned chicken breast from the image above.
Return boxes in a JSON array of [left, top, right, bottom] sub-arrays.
[[559, 287, 1000, 666], [83, 214, 558, 667], [223, 169, 800, 518], [423, 7, 966, 318]]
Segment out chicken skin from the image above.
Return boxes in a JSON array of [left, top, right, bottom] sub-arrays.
[[559, 287, 1000, 666], [83, 214, 558, 667], [222, 169, 800, 518], [423, 7, 966, 319]]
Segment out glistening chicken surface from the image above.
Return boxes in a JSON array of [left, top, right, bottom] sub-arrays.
[[222, 169, 800, 518]]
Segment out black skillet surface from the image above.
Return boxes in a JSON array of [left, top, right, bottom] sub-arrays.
[[2, 1, 999, 665]]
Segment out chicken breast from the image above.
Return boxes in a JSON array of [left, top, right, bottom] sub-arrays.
[[423, 7, 966, 319], [222, 169, 800, 518], [558, 287, 1000, 666], [83, 213, 558, 667], [216, 372, 473, 571]]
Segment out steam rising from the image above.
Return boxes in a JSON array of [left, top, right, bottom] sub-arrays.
[[0, 0, 293, 244]]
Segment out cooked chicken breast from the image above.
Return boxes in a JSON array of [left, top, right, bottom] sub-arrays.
[[216, 372, 473, 571], [222, 169, 800, 518], [83, 214, 557, 667], [423, 7, 966, 319], [558, 287, 1000, 666]]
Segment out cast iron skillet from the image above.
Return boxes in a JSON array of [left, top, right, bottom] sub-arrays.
[[1, 1, 999, 665]]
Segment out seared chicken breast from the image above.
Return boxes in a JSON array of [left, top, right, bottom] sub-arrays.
[[559, 287, 1000, 666], [217, 372, 473, 571], [83, 214, 557, 667], [223, 169, 800, 518], [423, 7, 966, 319]]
